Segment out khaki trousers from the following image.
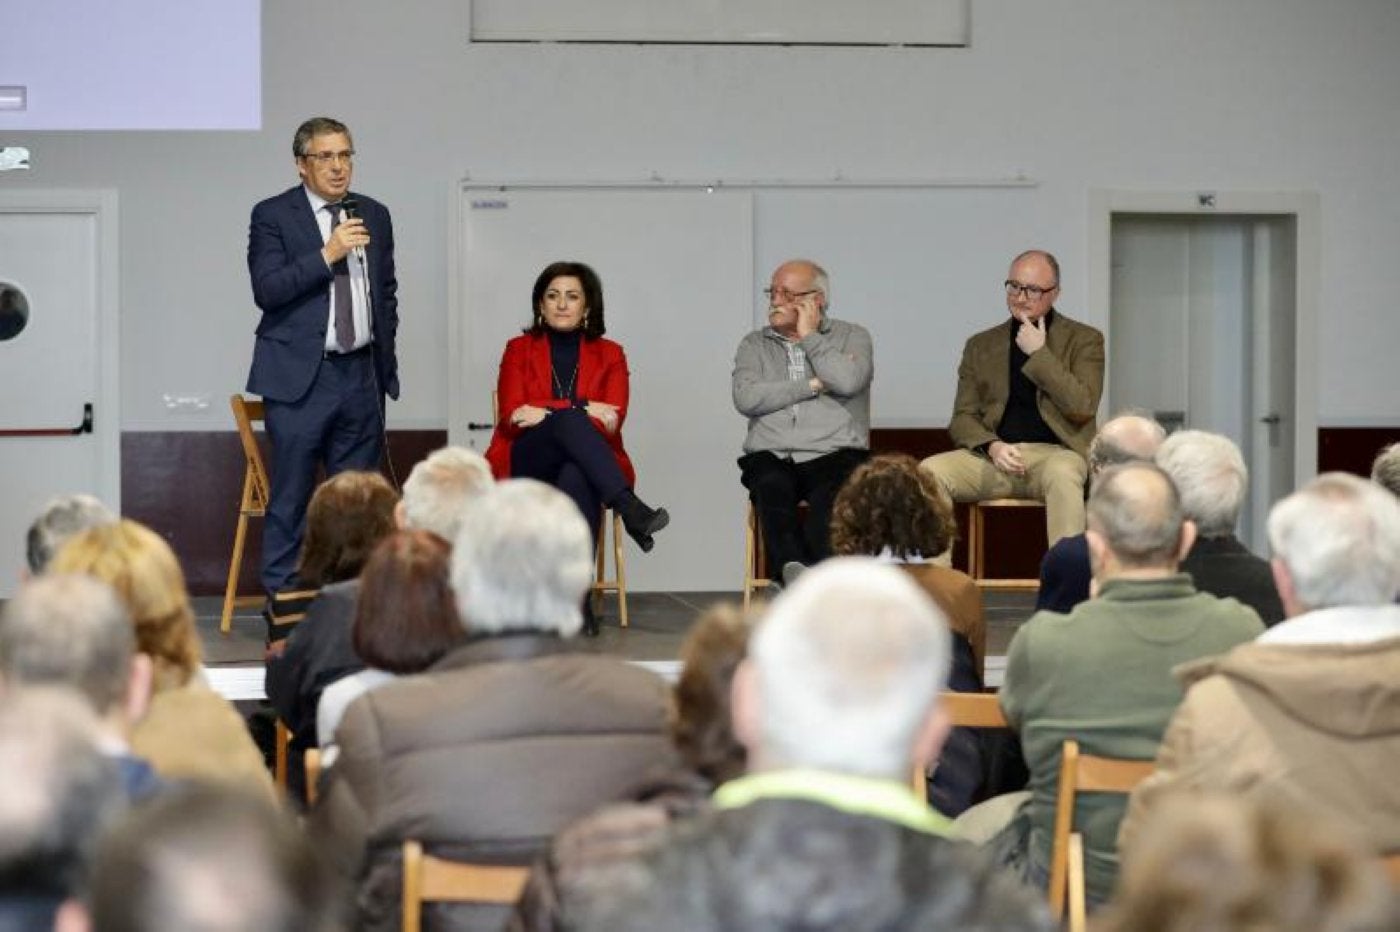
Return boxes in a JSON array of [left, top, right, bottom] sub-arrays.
[[920, 443, 1088, 547]]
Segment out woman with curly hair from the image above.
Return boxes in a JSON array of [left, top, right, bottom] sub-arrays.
[[830, 453, 984, 672], [51, 519, 274, 795]]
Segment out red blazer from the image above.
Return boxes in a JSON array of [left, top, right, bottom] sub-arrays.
[[484, 332, 635, 485]]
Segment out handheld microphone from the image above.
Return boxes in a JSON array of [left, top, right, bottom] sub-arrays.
[[340, 197, 368, 266]]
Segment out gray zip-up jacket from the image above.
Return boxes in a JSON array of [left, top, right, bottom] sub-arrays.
[[731, 316, 873, 459]]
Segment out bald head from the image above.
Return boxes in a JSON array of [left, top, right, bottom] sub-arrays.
[[1088, 414, 1167, 475], [1087, 462, 1191, 571]]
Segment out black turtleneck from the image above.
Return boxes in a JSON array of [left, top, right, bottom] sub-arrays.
[[547, 328, 584, 405], [996, 310, 1061, 445]]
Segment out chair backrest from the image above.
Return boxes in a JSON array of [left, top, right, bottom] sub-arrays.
[[229, 394, 270, 508], [274, 718, 291, 791], [1383, 852, 1400, 886], [912, 691, 1010, 802], [1066, 832, 1088, 932], [1048, 739, 1156, 919], [401, 840, 529, 931]]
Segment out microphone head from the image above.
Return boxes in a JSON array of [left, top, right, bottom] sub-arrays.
[[340, 197, 360, 219]]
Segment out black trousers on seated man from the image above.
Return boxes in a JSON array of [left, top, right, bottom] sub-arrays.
[[739, 447, 868, 581], [512, 408, 627, 546]]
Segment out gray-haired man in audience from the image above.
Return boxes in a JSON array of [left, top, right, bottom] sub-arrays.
[[1037, 412, 1166, 612], [0, 574, 164, 802], [990, 463, 1263, 907], [0, 689, 124, 932], [573, 558, 1051, 932], [1120, 472, 1400, 858], [312, 479, 673, 931], [1156, 429, 1284, 625], [24, 494, 115, 578]]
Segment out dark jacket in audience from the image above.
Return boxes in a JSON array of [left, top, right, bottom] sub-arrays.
[[1179, 535, 1286, 626], [568, 789, 1053, 932], [309, 632, 675, 932], [265, 580, 362, 799]]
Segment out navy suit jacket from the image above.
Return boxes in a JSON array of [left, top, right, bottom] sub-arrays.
[[246, 185, 399, 404]]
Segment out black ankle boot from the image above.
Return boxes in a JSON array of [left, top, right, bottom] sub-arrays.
[[612, 490, 669, 553], [581, 600, 600, 637]]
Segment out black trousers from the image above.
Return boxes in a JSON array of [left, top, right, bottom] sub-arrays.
[[738, 447, 869, 581], [511, 408, 627, 544]]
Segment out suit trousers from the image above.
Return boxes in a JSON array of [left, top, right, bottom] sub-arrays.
[[920, 443, 1088, 547], [510, 408, 627, 545], [262, 350, 384, 594], [738, 447, 869, 581]]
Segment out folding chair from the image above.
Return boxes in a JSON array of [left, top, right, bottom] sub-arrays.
[[966, 499, 1044, 591], [222, 394, 270, 633], [912, 691, 1009, 802]]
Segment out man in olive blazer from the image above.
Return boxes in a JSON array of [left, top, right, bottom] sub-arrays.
[[921, 250, 1104, 546]]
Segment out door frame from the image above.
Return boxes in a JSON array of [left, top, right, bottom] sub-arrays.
[[1087, 189, 1319, 488], [0, 189, 121, 512]]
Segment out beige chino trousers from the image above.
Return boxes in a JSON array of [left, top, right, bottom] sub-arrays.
[[920, 443, 1088, 547]]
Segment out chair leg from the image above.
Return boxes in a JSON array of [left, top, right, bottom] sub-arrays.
[[612, 511, 628, 628], [222, 512, 249, 635]]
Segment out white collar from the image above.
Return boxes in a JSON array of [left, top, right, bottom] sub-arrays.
[[1257, 604, 1400, 646]]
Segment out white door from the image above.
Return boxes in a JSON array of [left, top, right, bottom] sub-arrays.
[[451, 187, 754, 591], [1108, 214, 1296, 551], [0, 193, 119, 595]]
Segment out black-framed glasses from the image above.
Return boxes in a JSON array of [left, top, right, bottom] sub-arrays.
[[302, 150, 355, 166], [1004, 280, 1056, 299], [764, 287, 819, 303]]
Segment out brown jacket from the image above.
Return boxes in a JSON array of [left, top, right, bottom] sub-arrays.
[[1119, 633, 1400, 856], [131, 676, 276, 800], [901, 563, 986, 675], [309, 633, 675, 932], [948, 312, 1104, 460]]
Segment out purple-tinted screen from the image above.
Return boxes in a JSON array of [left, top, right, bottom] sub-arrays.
[[0, 0, 259, 130]]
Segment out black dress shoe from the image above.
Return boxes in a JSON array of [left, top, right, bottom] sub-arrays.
[[612, 490, 670, 552], [582, 601, 600, 637]]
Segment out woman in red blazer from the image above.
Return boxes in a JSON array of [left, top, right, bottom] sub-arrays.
[[484, 263, 669, 601]]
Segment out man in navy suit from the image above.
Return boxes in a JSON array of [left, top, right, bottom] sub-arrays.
[[247, 116, 399, 598]]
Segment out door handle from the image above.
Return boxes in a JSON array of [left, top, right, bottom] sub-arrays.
[[1260, 414, 1282, 425]]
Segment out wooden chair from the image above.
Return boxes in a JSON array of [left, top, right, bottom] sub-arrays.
[[401, 840, 529, 930], [274, 718, 291, 792], [742, 502, 776, 609], [1383, 852, 1400, 886], [304, 747, 321, 805], [492, 393, 628, 626], [966, 498, 1043, 591], [1047, 739, 1156, 919], [1066, 833, 1088, 932], [222, 394, 270, 633], [912, 691, 1009, 802]]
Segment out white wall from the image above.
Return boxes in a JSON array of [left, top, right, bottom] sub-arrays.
[[1, 0, 1396, 434]]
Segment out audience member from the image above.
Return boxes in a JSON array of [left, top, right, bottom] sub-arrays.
[[1156, 429, 1285, 624], [1120, 472, 1400, 857], [510, 605, 752, 931], [49, 520, 274, 796], [985, 463, 1263, 906], [570, 559, 1051, 932], [0, 574, 164, 800], [76, 782, 341, 932], [315, 530, 465, 751], [24, 494, 115, 578], [0, 689, 124, 932], [1372, 441, 1400, 498], [264, 470, 397, 798], [310, 479, 674, 931], [397, 445, 495, 544], [1100, 793, 1396, 932], [828, 453, 988, 815], [734, 259, 873, 583], [922, 250, 1104, 548], [1037, 412, 1165, 612]]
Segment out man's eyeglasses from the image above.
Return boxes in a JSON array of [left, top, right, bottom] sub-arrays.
[[302, 150, 355, 166], [764, 287, 819, 303], [1004, 280, 1057, 299]]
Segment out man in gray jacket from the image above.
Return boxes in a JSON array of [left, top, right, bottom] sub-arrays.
[[733, 259, 873, 582]]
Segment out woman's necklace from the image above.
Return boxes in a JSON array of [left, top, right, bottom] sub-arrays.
[[551, 359, 579, 400]]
